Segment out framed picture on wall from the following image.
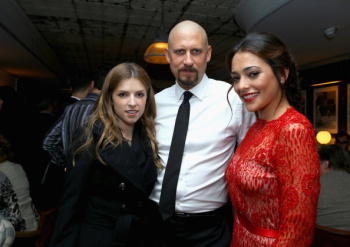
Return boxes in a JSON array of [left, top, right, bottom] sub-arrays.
[[313, 85, 338, 133]]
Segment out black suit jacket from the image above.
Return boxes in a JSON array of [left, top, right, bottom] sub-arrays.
[[49, 121, 157, 247]]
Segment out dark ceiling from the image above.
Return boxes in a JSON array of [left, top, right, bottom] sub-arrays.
[[1, 0, 350, 88], [0, 0, 242, 87]]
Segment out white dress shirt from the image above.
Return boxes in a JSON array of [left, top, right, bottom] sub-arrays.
[[150, 74, 255, 213]]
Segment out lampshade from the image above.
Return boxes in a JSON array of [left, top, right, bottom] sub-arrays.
[[143, 42, 168, 64], [316, 131, 332, 145], [143, 0, 168, 64]]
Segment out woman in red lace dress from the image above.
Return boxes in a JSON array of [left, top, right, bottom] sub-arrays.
[[225, 32, 320, 246]]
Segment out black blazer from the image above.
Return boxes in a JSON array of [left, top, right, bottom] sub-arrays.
[[49, 121, 157, 247]]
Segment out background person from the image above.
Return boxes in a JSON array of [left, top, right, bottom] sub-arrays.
[[317, 144, 350, 231], [334, 131, 350, 152], [67, 72, 94, 105], [225, 32, 320, 246], [49, 63, 160, 247], [0, 214, 15, 247], [149, 20, 255, 247], [43, 67, 109, 168], [0, 133, 39, 232], [41, 67, 110, 208], [25, 90, 61, 210]]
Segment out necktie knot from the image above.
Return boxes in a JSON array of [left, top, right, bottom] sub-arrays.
[[183, 91, 193, 103]]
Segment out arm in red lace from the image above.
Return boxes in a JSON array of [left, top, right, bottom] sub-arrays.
[[273, 122, 320, 246]]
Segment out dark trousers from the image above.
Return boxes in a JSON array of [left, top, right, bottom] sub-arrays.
[[149, 202, 233, 247]]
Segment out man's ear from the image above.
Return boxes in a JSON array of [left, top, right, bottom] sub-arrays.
[[90, 80, 95, 91], [165, 48, 170, 63], [320, 160, 330, 176], [206, 45, 212, 62], [324, 160, 330, 169]]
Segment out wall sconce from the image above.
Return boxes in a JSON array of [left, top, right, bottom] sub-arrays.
[[316, 131, 332, 145], [144, 0, 168, 64]]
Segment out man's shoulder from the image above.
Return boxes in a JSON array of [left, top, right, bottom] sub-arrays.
[[155, 85, 176, 99], [207, 78, 231, 89], [66, 96, 96, 110], [155, 79, 232, 98], [80, 93, 98, 102], [206, 78, 239, 101], [208, 78, 230, 84], [322, 170, 350, 181]]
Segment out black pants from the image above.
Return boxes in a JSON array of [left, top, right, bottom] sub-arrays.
[[149, 202, 233, 247]]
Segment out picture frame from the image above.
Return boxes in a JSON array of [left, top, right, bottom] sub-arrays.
[[313, 85, 338, 133]]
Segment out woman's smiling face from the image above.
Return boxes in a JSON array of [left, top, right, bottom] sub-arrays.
[[230, 51, 284, 119]]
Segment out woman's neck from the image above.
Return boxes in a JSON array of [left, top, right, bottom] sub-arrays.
[[121, 125, 134, 141], [258, 97, 290, 121]]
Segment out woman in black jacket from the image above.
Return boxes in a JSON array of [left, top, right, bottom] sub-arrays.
[[49, 63, 161, 247]]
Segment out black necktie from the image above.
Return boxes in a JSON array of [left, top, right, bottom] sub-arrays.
[[159, 91, 193, 221]]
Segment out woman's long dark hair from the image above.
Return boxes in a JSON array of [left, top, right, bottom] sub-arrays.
[[226, 32, 302, 111]]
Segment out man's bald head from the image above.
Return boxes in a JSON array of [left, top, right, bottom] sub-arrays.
[[168, 20, 208, 47]]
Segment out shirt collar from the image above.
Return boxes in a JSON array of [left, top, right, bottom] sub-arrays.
[[175, 74, 208, 101], [71, 96, 80, 101]]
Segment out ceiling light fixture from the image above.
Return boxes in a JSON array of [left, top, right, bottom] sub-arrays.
[[144, 0, 168, 64]]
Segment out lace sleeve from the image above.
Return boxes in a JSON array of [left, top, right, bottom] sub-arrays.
[[273, 123, 320, 246]]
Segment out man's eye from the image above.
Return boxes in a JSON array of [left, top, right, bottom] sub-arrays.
[[175, 50, 184, 55], [192, 49, 201, 54]]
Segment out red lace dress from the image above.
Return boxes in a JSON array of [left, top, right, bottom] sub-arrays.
[[226, 107, 320, 246]]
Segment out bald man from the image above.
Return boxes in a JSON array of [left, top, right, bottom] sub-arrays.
[[149, 20, 255, 246]]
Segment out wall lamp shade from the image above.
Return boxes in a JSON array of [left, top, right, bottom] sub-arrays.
[[316, 131, 332, 145], [143, 41, 168, 64]]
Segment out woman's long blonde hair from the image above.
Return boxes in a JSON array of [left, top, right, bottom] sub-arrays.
[[73, 63, 161, 168]]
